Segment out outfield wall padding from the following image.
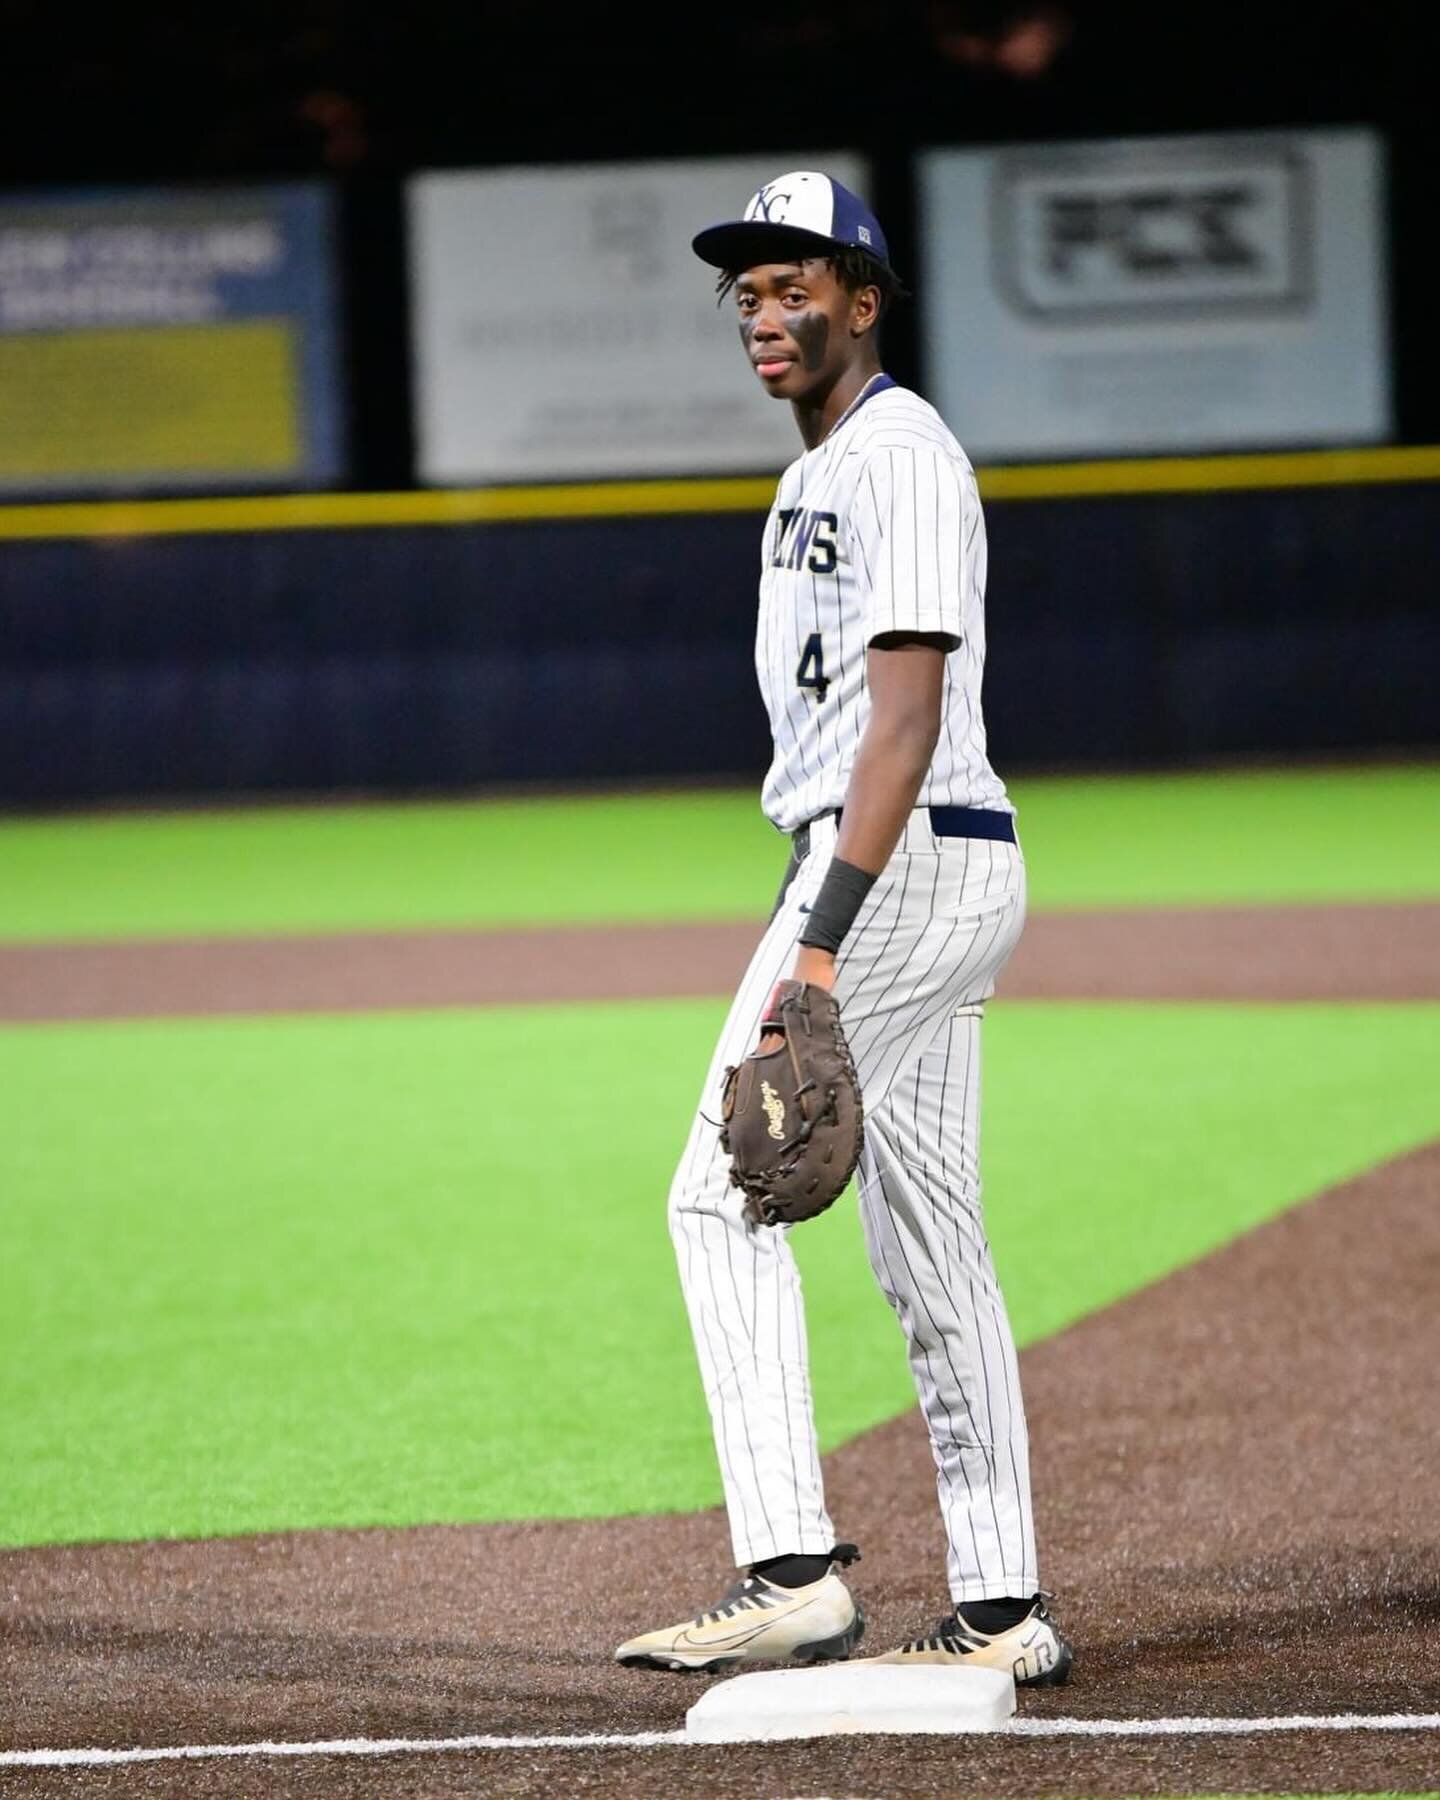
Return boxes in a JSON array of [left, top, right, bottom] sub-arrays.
[[1, 485, 1434, 801]]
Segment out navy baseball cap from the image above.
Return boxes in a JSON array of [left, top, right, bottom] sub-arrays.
[[692, 170, 892, 274]]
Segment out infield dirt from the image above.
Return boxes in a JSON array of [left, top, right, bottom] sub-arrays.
[[3, 1141, 1437, 1797], [2, 901, 1437, 1020]]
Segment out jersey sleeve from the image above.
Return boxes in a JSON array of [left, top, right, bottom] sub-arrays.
[[849, 447, 975, 649]]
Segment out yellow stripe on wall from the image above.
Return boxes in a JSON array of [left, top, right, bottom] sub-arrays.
[[979, 444, 1440, 501], [0, 477, 777, 542], [1, 444, 1438, 543]]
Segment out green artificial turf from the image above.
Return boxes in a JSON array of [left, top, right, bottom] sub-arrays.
[[0, 765, 1436, 942], [1015, 763, 1440, 909], [2, 999, 1436, 1547]]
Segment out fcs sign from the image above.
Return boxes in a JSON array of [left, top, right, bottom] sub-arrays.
[[993, 143, 1310, 317], [920, 130, 1387, 456]]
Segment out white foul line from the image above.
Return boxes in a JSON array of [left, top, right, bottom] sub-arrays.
[[2, 1714, 1437, 1769], [0, 1732, 688, 1770], [1006, 1712, 1440, 1738]]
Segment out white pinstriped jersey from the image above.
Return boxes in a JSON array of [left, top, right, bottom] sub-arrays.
[[756, 376, 1011, 832]]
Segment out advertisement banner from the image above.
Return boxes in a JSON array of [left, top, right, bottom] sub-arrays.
[[919, 130, 1390, 458], [0, 184, 343, 493], [409, 154, 870, 483]]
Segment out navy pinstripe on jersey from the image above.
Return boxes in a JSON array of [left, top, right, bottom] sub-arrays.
[[756, 377, 1010, 832]]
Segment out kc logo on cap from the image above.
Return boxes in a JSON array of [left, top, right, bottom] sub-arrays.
[[743, 172, 833, 234], [693, 169, 893, 274], [750, 183, 793, 221]]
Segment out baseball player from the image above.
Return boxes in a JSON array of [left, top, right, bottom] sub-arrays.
[[615, 172, 1071, 1686]]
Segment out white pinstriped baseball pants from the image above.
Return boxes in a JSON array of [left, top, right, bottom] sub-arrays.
[[668, 810, 1037, 1604]]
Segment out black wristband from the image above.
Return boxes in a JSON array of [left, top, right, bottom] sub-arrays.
[[797, 857, 877, 953]]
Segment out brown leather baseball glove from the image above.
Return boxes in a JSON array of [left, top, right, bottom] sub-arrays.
[[720, 979, 864, 1226]]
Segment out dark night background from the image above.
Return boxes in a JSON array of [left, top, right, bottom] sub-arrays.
[[3, 1, 1435, 801], [6, 0, 1437, 488]]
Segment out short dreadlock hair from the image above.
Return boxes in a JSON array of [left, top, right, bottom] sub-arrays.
[[716, 247, 908, 321]]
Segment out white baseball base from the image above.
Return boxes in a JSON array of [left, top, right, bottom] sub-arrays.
[[685, 1662, 1016, 1743]]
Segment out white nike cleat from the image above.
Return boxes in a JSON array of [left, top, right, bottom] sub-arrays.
[[614, 1567, 864, 1673], [871, 1594, 1073, 1686]]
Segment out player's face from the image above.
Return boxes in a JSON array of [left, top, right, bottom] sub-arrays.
[[732, 261, 875, 401]]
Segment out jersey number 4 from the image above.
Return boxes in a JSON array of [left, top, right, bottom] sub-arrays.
[[795, 633, 829, 701]]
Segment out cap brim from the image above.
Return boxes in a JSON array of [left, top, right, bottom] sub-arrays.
[[691, 219, 854, 273]]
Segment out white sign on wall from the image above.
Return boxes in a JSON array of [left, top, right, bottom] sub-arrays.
[[410, 154, 869, 484], [919, 130, 1390, 458]]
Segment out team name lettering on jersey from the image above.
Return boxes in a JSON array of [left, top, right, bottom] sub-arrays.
[[772, 508, 839, 574]]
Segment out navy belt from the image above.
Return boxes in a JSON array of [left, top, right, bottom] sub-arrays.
[[792, 804, 1015, 861]]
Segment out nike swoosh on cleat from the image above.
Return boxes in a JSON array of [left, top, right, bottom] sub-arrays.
[[676, 1617, 789, 1652]]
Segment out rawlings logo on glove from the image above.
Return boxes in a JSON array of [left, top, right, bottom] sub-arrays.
[[719, 979, 864, 1227], [761, 1082, 787, 1139]]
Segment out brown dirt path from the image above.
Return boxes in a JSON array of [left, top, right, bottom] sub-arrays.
[[3, 1141, 1438, 1797], [2, 901, 1437, 1021]]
